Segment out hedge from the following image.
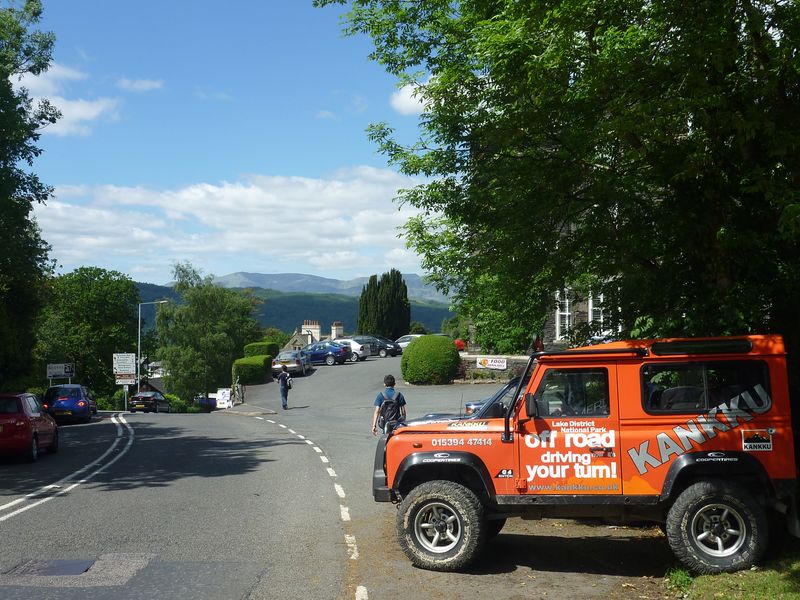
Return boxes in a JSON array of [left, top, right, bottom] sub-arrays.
[[244, 342, 280, 357], [232, 354, 273, 385], [400, 335, 460, 385]]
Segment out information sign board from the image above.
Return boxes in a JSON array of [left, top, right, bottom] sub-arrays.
[[47, 363, 75, 378]]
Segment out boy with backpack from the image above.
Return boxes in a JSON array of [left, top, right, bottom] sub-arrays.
[[372, 374, 406, 435]]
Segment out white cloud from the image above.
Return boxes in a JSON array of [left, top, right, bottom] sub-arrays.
[[117, 78, 164, 92], [46, 96, 119, 136], [36, 167, 426, 284], [316, 109, 337, 120], [390, 83, 426, 115], [14, 62, 118, 136]]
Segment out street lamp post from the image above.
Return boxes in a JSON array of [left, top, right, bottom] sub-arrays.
[[138, 300, 168, 393]]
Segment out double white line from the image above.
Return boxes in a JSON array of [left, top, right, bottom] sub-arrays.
[[0, 414, 135, 523]]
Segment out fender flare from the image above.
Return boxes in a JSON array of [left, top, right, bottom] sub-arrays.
[[393, 451, 496, 498], [660, 451, 772, 501]]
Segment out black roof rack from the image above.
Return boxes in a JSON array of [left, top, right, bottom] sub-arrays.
[[650, 339, 753, 356], [533, 348, 649, 359]]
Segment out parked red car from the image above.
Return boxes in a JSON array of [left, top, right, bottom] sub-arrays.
[[0, 393, 59, 461]]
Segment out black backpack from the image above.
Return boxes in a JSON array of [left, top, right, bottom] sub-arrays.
[[377, 391, 403, 429]]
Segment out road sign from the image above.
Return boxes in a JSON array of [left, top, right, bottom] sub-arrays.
[[113, 353, 136, 374], [115, 374, 136, 385], [47, 363, 75, 378]]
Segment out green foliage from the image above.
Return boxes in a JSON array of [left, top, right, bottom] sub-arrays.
[[358, 269, 411, 339], [400, 334, 460, 385], [263, 326, 290, 348], [0, 0, 58, 386], [409, 321, 428, 334], [157, 263, 263, 401], [665, 567, 693, 595], [35, 267, 139, 396], [441, 314, 469, 341], [319, 0, 800, 387], [244, 342, 276, 357], [232, 355, 271, 386]]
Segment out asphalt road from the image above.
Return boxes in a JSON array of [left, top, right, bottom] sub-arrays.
[[0, 357, 674, 599]]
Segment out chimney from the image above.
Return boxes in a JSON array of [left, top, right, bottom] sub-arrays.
[[303, 319, 321, 343], [331, 321, 344, 339]]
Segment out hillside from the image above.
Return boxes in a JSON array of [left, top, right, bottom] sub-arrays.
[[213, 271, 449, 304], [136, 283, 453, 334]]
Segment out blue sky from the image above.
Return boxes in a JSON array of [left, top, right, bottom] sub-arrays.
[[23, 1, 429, 285]]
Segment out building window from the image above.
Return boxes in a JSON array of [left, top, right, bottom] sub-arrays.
[[588, 293, 604, 330], [555, 289, 572, 341]]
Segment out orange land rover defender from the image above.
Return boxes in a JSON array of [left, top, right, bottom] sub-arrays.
[[373, 335, 799, 573]]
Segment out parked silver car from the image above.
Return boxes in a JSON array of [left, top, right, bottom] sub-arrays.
[[333, 338, 372, 362]]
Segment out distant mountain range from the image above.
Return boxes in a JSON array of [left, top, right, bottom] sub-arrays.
[[136, 272, 453, 335], [213, 272, 449, 304]]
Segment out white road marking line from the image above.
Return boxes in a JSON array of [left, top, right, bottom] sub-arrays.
[[266, 419, 275, 423], [279, 424, 287, 429], [340, 506, 351, 521], [326, 468, 337, 477], [255, 416, 264, 420], [288, 429, 296, 434], [320, 456, 329, 464], [355, 585, 369, 600], [313, 447, 322, 453], [334, 484, 346, 499], [0, 415, 135, 523], [344, 535, 359, 560], [297, 434, 305, 439], [305, 440, 314, 445]]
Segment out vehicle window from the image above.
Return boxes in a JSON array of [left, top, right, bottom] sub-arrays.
[[25, 396, 41, 415], [0, 397, 21, 414], [532, 368, 609, 417], [642, 361, 770, 413]]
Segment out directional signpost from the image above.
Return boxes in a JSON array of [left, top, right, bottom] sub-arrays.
[[47, 363, 75, 385], [113, 353, 136, 410]]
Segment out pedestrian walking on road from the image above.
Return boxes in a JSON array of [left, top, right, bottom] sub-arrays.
[[372, 374, 406, 436], [277, 365, 292, 410]]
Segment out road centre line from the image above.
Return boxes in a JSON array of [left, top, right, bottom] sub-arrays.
[[255, 416, 264, 420], [0, 414, 135, 523], [256, 416, 366, 600]]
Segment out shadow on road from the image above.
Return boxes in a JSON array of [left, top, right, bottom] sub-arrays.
[[467, 531, 673, 577]]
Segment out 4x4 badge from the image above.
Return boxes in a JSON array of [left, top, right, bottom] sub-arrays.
[[495, 469, 514, 478]]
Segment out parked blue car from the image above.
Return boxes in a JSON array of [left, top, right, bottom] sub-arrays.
[[302, 341, 350, 366], [43, 384, 97, 424]]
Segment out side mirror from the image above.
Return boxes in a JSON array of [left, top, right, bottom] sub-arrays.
[[525, 393, 540, 418]]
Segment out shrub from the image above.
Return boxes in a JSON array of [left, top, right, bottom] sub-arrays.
[[232, 355, 272, 385], [244, 342, 280, 357], [401, 335, 461, 385]]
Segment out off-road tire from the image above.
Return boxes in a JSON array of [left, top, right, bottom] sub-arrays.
[[396, 480, 486, 571], [666, 480, 768, 574]]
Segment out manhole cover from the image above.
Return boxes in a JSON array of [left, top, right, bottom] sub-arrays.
[[6, 559, 95, 576]]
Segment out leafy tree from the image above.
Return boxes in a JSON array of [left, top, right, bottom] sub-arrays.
[[35, 267, 139, 395], [318, 0, 800, 386], [0, 0, 58, 386], [358, 268, 411, 339], [157, 263, 262, 402], [409, 321, 428, 334], [263, 326, 290, 349]]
